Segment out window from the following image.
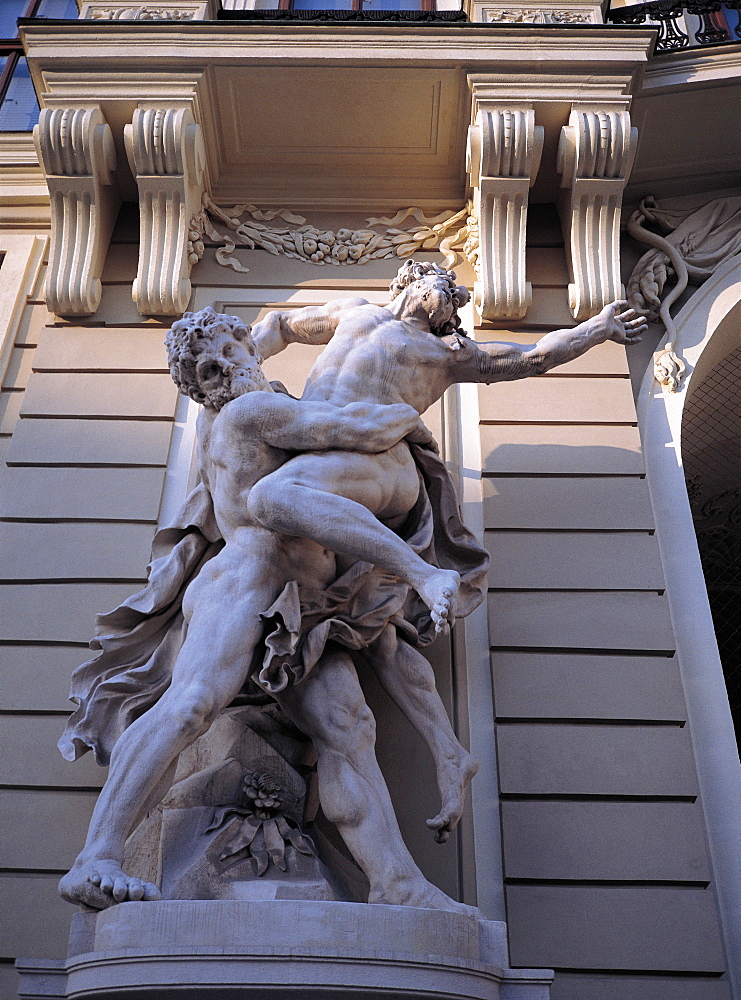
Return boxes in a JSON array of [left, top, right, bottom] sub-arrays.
[[0, 0, 78, 133]]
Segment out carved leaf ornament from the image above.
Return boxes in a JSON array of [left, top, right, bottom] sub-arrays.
[[90, 5, 196, 17], [195, 197, 476, 272], [206, 770, 315, 875], [627, 194, 741, 391]]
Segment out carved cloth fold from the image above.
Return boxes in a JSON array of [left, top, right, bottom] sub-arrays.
[[57, 443, 489, 767]]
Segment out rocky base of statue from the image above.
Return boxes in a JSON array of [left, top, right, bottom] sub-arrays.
[[17, 900, 552, 1000], [122, 703, 368, 905]]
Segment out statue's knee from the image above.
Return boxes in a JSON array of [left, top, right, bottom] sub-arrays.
[[326, 698, 375, 750], [168, 684, 217, 738], [245, 477, 274, 526], [246, 475, 297, 529]]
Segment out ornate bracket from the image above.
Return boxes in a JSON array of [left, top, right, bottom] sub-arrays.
[[124, 106, 207, 316], [33, 106, 119, 317], [557, 106, 638, 321], [466, 106, 543, 320]]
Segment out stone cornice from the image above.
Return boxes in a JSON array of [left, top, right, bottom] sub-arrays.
[[21, 22, 656, 71], [640, 42, 741, 92]]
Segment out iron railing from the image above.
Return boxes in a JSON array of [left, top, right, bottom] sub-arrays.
[[608, 0, 741, 51]]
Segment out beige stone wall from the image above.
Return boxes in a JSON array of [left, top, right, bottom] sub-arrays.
[[478, 206, 729, 1000], [0, 220, 466, 993], [0, 206, 732, 999], [0, 221, 176, 996]]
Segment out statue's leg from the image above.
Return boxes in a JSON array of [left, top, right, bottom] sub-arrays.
[[275, 645, 477, 916], [363, 625, 478, 843], [59, 543, 279, 910], [248, 446, 460, 632]]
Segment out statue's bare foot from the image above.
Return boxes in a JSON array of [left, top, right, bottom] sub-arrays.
[[59, 858, 161, 910], [369, 875, 480, 918], [417, 569, 460, 634], [427, 751, 480, 844]]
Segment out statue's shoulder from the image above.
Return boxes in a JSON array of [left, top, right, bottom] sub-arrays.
[[216, 391, 272, 427]]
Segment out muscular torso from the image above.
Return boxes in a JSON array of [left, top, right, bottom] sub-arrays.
[[301, 304, 462, 413]]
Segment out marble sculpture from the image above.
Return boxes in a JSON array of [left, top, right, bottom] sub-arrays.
[[58, 260, 646, 912]]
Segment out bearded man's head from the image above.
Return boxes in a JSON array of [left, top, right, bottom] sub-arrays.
[[165, 307, 270, 409]]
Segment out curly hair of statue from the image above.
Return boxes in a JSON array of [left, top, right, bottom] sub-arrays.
[[389, 260, 470, 336], [165, 307, 255, 401]]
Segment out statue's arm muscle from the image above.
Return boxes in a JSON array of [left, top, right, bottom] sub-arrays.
[[450, 301, 646, 385], [244, 395, 424, 454], [252, 297, 368, 360]]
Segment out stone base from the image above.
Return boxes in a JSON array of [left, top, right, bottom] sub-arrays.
[[17, 900, 552, 999]]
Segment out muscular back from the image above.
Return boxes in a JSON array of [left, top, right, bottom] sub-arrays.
[[301, 304, 459, 413]]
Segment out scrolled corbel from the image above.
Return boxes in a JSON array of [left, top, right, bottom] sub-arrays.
[[34, 106, 119, 317], [557, 106, 637, 321], [124, 106, 207, 316], [467, 105, 543, 320]]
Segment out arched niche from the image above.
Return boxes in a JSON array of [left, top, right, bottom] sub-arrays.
[[637, 254, 741, 1000]]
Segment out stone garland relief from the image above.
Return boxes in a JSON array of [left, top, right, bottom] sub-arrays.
[[483, 8, 593, 22], [189, 197, 478, 273], [87, 5, 197, 17], [57, 262, 646, 917], [627, 194, 741, 391]]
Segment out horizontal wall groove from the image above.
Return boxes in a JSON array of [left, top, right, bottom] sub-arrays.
[[32, 368, 169, 375], [0, 640, 90, 648], [5, 463, 166, 469], [553, 968, 727, 979], [0, 710, 73, 717], [499, 793, 698, 803], [490, 646, 676, 657], [488, 588, 666, 596], [479, 420, 638, 427], [494, 718, 686, 728], [0, 868, 68, 877], [0, 518, 156, 525], [15, 414, 174, 422], [481, 472, 647, 480], [0, 578, 147, 586], [504, 878, 710, 889], [0, 784, 102, 794], [483, 528, 657, 534], [528, 373, 631, 379]]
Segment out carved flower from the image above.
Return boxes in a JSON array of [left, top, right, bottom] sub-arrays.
[[206, 769, 315, 876], [240, 771, 283, 820]]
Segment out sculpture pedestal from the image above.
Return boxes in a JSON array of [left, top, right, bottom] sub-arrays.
[[17, 900, 552, 999]]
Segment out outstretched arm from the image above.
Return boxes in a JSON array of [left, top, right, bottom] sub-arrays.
[[232, 393, 432, 454], [251, 296, 368, 360], [451, 300, 647, 385]]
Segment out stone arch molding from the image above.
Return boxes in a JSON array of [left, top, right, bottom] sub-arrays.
[[638, 252, 741, 1000]]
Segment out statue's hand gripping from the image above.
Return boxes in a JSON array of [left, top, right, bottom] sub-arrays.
[[344, 402, 432, 453]]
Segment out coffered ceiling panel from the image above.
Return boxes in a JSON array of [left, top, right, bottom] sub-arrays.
[[213, 66, 466, 207]]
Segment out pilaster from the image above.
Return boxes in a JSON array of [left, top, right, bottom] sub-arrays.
[[33, 106, 119, 317], [557, 105, 637, 320], [124, 105, 207, 316], [467, 99, 543, 321]]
